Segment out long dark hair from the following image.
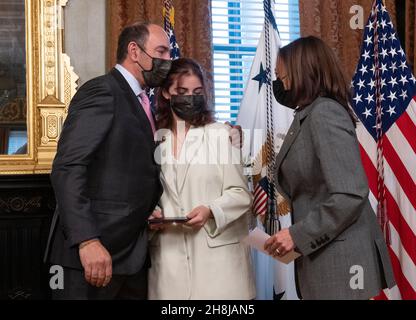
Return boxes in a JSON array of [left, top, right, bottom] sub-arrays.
[[156, 58, 214, 129], [279, 36, 356, 125]]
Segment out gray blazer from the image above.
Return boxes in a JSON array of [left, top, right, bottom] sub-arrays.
[[275, 97, 395, 300]]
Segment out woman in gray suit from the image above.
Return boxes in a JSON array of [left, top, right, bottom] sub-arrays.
[[264, 36, 396, 300]]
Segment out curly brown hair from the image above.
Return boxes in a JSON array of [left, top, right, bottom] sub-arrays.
[[156, 58, 215, 130]]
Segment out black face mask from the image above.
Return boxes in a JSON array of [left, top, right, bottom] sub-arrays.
[[272, 78, 296, 109], [170, 95, 206, 122], [136, 45, 172, 88]]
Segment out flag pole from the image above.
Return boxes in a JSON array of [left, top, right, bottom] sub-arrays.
[[263, 0, 278, 235]]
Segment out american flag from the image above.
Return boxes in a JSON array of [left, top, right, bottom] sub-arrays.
[[351, 0, 416, 300], [148, 0, 181, 110], [253, 176, 270, 216], [163, 0, 181, 60]]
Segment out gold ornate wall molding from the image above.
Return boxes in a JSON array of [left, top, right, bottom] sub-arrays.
[[0, 99, 27, 125], [0, 0, 79, 174]]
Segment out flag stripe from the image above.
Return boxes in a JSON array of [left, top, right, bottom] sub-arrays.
[[368, 193, 409, 300], [255, 199, 267, 212], [388, 246, 416, 299], [254, 192, 267, 205], [255, 200, 267, 210], [384, 285, 402, 300], [361, 147, 416, 263], [360, 145, 416, 265], [385, 195, 416, 267], [255, 205, 267, 215], [395, 111, 416, 154], [389, 222, 416, 293], [254, 203, 267, 214], [374, 290, 389, 300], [408, 99, 416, 126], [254, 207, 266, 216], [368, 191, 416, 282], [254, 186, 263, 198], [368, 194, 416, 298], [386, 123, 416, 184], [357, 125, 416, 235], [383, 138, 416, 209]]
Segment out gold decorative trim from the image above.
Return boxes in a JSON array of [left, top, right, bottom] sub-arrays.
[[0, 0, 79, 174], [0, 99, 27, 124]]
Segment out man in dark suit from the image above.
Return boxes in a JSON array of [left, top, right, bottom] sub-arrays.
[[44, 23, 171, 299]]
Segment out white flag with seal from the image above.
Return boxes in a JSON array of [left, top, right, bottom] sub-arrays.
[[237, 0, 298, 300]]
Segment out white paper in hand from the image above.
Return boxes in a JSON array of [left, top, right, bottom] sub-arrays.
[[242, 227, 301, 264]]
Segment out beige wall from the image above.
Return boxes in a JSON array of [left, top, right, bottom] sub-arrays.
[[64, 0, 107, 85]]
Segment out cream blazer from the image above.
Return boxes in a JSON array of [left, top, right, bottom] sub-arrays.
[[148, 122, 256, 300]]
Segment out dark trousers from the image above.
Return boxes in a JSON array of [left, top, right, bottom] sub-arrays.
[[52, 266, 148, 300]]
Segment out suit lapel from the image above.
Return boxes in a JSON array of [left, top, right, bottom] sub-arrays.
[[275, 103, 318, 172], [176, 126, 205, 194], [275, 99, 321, 185], [109, 68, 154, 140], [159, 131, 180, 202], [275, 114, 301, 174]]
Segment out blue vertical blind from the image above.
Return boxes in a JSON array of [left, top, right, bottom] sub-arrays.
[[211, 0, 300, 123], [7, 130, 27, 154]]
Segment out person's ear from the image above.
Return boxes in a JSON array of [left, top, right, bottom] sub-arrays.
[[127, 42, 140, 61]]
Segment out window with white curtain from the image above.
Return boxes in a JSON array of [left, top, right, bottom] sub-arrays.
[[211, 0, 300, 123]]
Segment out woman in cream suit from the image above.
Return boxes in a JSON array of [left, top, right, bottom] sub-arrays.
[[148, 58, 256, 300]]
